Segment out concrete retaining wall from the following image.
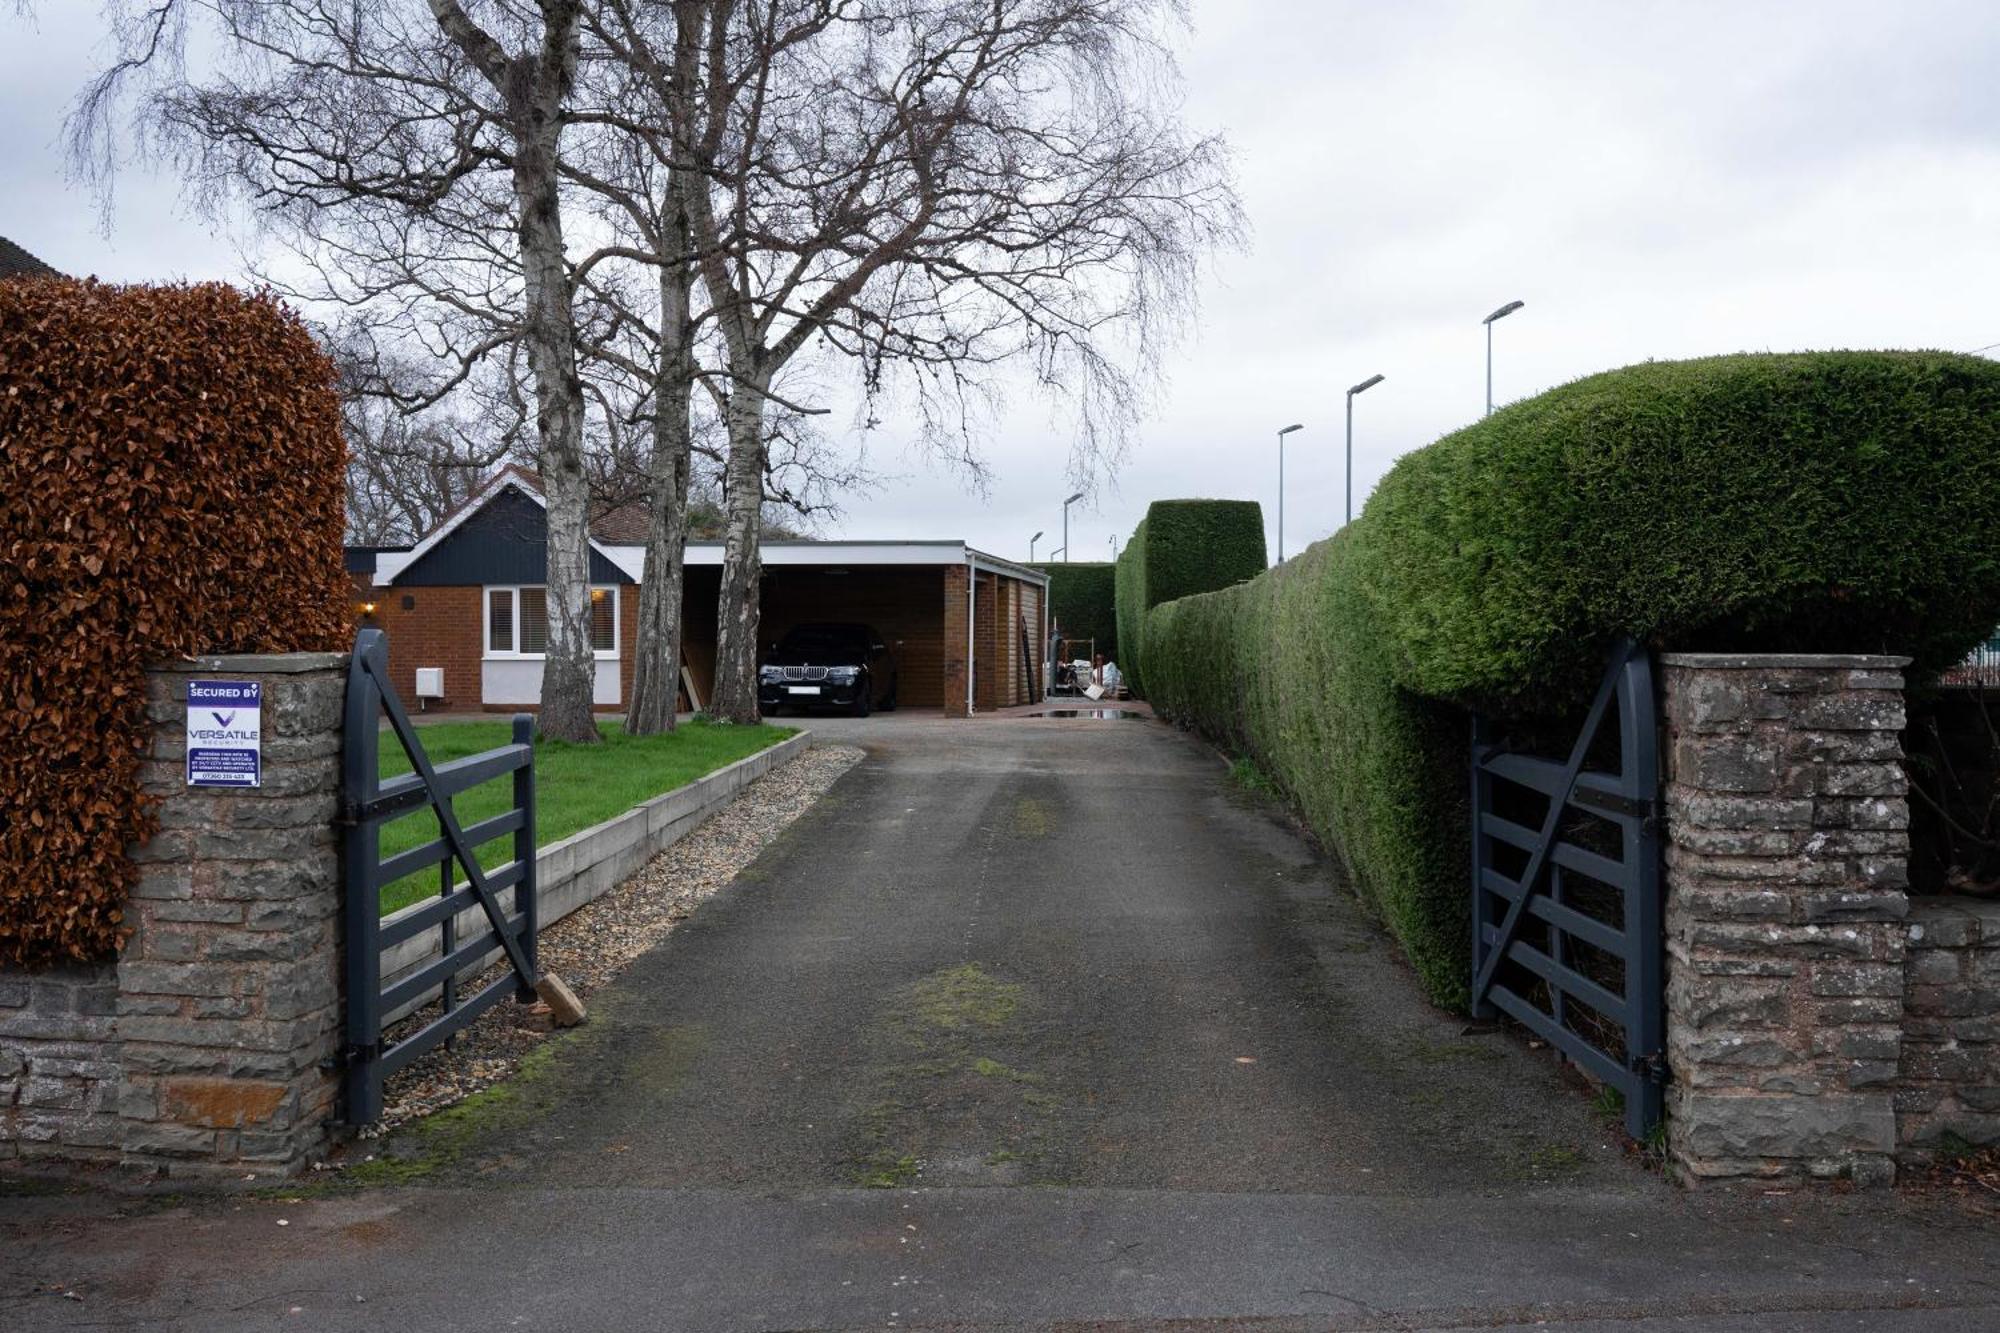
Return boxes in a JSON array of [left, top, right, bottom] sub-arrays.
[[378, 731, 812, 1022]]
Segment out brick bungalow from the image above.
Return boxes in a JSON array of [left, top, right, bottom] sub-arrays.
[[346, 467, 1049, 717]]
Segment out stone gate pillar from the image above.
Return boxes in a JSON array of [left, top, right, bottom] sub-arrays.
[[119, 652, 347, 1178], [1660, 653, 1911, 1186], [1, 652, 346, 1181]]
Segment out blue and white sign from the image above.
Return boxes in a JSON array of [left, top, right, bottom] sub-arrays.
[[186, 679, 262, 788]]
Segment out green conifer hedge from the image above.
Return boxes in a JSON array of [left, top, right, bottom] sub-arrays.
[[1112, 499, 1266, 694], [1034, 561, 1120, 663], [1143, 352, 2000, 1008]]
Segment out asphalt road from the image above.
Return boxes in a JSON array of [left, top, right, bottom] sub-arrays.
[[4, 714, 1997, 1330]]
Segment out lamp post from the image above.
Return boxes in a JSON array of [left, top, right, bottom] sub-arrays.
[[1029, 530, 1043, 562], [1061, 491, 1084, 563], [1483, 299, 1524, 417], [1344, 374, 1384, 526], [1276, 423, 1303, 561]]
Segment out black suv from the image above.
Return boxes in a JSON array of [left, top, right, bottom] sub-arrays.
[[759, 622, 898, 716]]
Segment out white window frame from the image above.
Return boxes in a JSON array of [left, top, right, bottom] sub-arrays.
[[483, 584, 620, 660]]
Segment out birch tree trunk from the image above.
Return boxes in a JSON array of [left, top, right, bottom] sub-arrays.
[[512, 107, 600, 744], [710, 367, 770, 724], [626, 255, 695, 734]]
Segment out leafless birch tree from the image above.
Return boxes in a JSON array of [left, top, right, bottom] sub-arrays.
[[73, 0, 605, 740], [674, 0, 1240, 721]]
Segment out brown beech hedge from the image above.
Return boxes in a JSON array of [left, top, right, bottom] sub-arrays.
[[0, 280, 349, 967]]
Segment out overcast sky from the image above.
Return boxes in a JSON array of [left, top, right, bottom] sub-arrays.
[[6, 2, 2000, 565]]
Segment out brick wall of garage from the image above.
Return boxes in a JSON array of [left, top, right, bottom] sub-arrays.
[[968, 570, 1043, 712], [944, 566, 969, 717], [974, 570, 998, 711]]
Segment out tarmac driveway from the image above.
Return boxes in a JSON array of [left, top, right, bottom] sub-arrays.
[[4, 714, 1998, 1330]]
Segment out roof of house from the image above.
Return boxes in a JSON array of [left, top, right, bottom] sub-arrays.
[[426, 463, 650, 545], [362, 462, 1047, 587], [0, 236, 60, 279]]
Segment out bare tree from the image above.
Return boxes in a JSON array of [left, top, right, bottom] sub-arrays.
[[328, 327, 521, 544], [675, 0, 1241, 722], [73, 0, 606, 740]]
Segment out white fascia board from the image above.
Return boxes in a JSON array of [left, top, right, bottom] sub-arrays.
[[372, 550, 415, 585], [679, 541, 970, 568], [968, 548, 1050, 586], [541, 539, 1044, 584], [600, 544, 647, 582]]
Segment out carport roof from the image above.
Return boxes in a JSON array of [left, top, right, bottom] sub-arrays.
[[597, 540, 1046, 586]]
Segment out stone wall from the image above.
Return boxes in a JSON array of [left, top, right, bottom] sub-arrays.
[[1898, 898, 2000, 1158], [0, 963, 120, 1162], [1661, 653, 1912, 1186], [0, 652, 345, 1181]]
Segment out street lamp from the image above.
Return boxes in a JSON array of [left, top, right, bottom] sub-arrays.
[[1483, 300, 1525, 418], [1029, 530, 1044, 562], [1276, 423, 1304, 561], [1061, 491, 1084, 564], [1344, 375, 1384, 527]]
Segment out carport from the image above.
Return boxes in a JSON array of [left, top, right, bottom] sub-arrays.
[[679, 542, 1049, 717]]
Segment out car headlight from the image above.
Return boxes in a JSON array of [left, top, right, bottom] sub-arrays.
[[826, 666, 860, 682], [758, 665, 782, 682]]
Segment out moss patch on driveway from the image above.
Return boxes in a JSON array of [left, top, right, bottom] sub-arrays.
[[842, 963, 1086, 1189]]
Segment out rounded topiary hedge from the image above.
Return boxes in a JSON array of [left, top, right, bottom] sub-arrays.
[[1144, 351, 2000, 1008], [1113, 499, 1266, 695], [1034, 561, 1120, 663], [0, 280, 350, 967]]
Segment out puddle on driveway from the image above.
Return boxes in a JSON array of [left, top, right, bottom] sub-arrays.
[[1028, 708, 1145, 720]]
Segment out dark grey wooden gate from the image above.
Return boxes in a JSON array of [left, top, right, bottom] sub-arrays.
[[339, 628, 540, 1124], [1470, 638, 1665, 1138]]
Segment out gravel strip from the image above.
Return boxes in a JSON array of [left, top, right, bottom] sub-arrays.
[[363, 741, 864, 1136]]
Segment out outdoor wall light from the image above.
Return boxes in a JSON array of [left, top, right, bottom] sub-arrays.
[[361, 601, 377, 617]]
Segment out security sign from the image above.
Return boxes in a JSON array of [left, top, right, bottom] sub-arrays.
[[186, 679, 262, 788]]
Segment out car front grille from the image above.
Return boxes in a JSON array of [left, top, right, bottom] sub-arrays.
[[778, 665, 833, 682]]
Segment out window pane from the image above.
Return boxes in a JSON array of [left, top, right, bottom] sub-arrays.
[[487, 589, 513, 653], [520, 587, 549, 654], [590, 588, 615, 652]]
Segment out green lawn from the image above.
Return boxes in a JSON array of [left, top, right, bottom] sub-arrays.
[[374, 719, 795, 916]]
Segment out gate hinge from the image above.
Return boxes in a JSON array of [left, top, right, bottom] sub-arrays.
[[325, 1043, 379, 1074], [1638, 797, 1665, 839], [1629, 1050, 1670, 1086]]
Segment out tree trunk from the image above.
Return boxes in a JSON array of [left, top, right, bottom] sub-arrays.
[[626, 254, 695, 734], [710, 367, 770, 724], [512, 108, 599, 743]]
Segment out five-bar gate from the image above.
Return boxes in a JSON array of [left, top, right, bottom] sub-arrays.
[[1470, 638, 1666, 1138], [339, 628, 540, 1124]]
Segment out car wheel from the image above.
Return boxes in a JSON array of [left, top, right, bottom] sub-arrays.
[[850, 677, 872, 718]]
